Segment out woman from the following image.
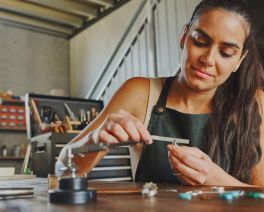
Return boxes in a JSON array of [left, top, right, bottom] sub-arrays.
[[58, 0, 264, 186]]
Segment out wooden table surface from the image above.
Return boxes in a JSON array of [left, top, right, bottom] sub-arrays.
[[0, 178, 263, 211]]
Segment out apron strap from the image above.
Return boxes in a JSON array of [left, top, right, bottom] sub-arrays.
[[155, 77, 175, 108], [129, 78, 162, 181]]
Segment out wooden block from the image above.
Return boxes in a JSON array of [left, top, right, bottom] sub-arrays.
[[48, 175, 58, 190]]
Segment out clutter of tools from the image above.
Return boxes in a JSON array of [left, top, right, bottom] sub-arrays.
[[30, 99, 99, 134]]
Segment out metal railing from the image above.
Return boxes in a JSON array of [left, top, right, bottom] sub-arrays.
[[86, 0, 200, 103]]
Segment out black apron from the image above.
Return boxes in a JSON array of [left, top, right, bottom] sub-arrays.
[[135, 77, 209, 183]]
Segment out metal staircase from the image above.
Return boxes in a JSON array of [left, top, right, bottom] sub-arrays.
[[86, 0, 201, 103], [0, 0, 130, 38]]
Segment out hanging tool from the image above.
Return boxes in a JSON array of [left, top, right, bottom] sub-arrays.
[[64, 103, 77, 121]]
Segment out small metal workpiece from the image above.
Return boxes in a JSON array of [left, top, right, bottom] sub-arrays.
[[141, 182, 158, 197], [163, 189, 178, 193]]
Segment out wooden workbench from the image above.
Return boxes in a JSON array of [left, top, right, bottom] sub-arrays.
[[0, 178, 263, 211]]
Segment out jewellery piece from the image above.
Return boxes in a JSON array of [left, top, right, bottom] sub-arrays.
[[141, 182, 158, 198], [173, 172, 182, 176], [172, 140, 178, 146]]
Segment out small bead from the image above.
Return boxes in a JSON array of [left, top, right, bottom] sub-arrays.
[[229, 191, 241, 199], [247, 192, 264, 199], [178, 193, 192, 200], [219, 193, 234, 201]]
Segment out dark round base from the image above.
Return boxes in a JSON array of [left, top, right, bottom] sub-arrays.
[[59, 177, 87, 190], [49, 189, 97, 204]]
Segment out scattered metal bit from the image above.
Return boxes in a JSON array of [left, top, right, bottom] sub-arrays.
[[163, 189, 178, 193], [178, 188, 245, 201], [211, 186, 225, 193], [141, 182, 158, 198]]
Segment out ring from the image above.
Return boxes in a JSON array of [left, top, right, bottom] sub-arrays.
[[173, 172, 182, 176]]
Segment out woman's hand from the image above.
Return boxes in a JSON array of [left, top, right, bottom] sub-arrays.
[[92, 109, 153, 145], [167, 144, 220, 185]]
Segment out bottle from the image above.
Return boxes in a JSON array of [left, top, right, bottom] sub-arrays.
[[2, 145, 7, 157], [14, 145, 20, 157]]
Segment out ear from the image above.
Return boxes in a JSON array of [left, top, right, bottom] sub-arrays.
[[233, 50, 248, 72], [180, 25, 189, 49]]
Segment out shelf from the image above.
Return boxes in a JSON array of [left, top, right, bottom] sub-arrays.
[[0, 127, 26, 132], [1, 99, 24, 105], [0, 157, 24, 160], [66, 130, 81, 133]]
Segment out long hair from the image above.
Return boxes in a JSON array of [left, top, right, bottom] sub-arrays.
[[189, 0, 264, 183]]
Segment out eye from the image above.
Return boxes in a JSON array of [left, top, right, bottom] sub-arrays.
[[220, 51, 233, 58], [220, 48, 237, 58], [193, 39, 208, 47], [191, 32, 209, 47]]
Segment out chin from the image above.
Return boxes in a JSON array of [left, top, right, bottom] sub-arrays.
[[185, 75, 215, 92], [188, 81, 216, 93]]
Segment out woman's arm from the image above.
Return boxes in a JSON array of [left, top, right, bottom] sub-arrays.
[[57, 77, 151, 175], [251, 90, 264, 186]]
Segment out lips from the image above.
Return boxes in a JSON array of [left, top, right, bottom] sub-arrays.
[[191, 66, 215, 78]]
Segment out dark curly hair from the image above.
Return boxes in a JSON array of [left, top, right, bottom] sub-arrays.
[[188, 0, 264, 183]]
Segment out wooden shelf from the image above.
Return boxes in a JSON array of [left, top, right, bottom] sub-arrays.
[[67, 130, 81, 133], [0, 127, 26, 132], [0, 157, 24, 160]]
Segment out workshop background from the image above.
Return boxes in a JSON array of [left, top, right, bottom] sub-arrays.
[[0, 0, 263, 176]]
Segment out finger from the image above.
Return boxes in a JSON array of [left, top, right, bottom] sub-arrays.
[[107, 112, 141, 142], [169, 153, 206, 184], [98, 130, 119, 144], [180, 145, 207, 159], [168, 146, 209, 174], [118, 110, 152, 144], [168, 151, 197, 185], [177, 174, 198, 186], [168, 144, 203, 159], [124, 112, 152, 144], [104, 122, 129, 142], [120, 119, 141, 142]]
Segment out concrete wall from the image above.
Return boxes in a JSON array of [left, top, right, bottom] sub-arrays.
[[0, 23, 69, 173], [0, 24, 69, 96], [70, 0, 145, 98]]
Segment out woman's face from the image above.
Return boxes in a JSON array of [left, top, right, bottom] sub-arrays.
[[180, 9, 248, 92]]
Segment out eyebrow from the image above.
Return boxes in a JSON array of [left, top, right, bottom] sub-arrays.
[[195, 28, 240, 50]]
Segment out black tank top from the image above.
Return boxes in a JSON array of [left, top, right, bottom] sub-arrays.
[[135, 77, 209, 183]]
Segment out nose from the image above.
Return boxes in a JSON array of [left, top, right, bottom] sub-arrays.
[[200, 48, 216, 67]]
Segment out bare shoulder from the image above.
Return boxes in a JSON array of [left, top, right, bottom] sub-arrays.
[[120, 77, 150, 93], [102, 77, 151, 122]]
